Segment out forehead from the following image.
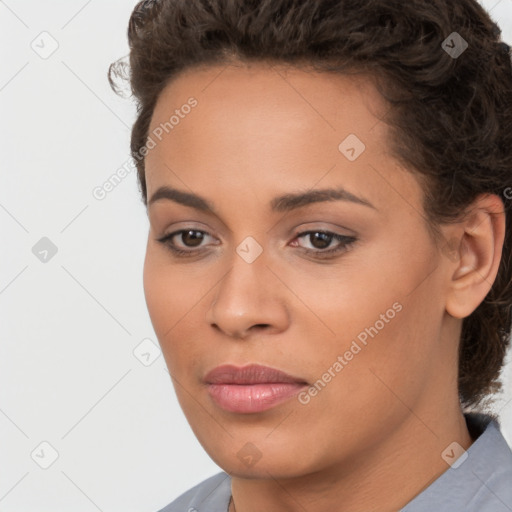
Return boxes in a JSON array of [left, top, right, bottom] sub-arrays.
[[148, 62, 386, 136], [144, 62, 421, 214]]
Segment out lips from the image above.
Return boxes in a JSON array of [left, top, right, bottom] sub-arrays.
[[204, 364, 309, 413], [203, 363, 308, 385]]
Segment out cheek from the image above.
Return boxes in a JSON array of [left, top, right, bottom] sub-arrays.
[[143, 250, 192, 347], [294, 304, 435, 454], [283, 254, 406, 361], [143, 250, 172, 334], [143, 244, 202, 324], [142, 247, 216, 374], [291, 239, 443, 404]]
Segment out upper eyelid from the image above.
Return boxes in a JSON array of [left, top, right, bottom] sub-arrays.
[[164, 227, 353, 247], [162, 218, 355, 236], [167, 229, 217, 246]]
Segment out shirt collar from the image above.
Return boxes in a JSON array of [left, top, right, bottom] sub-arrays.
[[402, 412, 512, 511]]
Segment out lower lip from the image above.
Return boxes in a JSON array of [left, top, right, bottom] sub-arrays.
[[207, 382, 307, 413]]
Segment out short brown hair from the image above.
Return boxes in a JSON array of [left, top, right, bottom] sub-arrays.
[[109, 0, 512, 410]]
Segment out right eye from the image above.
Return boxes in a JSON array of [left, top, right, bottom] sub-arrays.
[[157, 229, 217, 256]]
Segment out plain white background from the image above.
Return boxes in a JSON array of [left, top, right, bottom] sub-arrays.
[[0, 1, 511, 511]]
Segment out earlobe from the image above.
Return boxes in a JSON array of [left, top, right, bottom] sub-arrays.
[[445, 194, 506, 319]]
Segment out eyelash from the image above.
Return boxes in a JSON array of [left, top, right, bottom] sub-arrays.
[[156, 229, 357, 259]]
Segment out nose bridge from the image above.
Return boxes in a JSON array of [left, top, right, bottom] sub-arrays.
[[214, 247, 271, 314], [206, 244, 289, 338]]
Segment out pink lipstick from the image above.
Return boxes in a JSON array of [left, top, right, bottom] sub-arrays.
[[204, 364, 308, 413]]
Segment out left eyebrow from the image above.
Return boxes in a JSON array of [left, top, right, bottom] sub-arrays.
[[270, 187, 376, 212], [147, 185, 377, 213]]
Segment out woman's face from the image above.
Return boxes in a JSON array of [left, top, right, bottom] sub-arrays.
[[143, 63, 458, 477]]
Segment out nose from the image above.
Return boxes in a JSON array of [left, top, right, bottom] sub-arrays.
[[205, 253, 290, 340]]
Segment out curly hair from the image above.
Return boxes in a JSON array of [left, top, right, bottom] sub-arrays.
[[108, 0, 512, 411]]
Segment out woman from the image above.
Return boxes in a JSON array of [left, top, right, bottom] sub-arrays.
[[109, 0, 512, 510]]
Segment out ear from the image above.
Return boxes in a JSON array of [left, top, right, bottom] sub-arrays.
[[445, 194, 506, 319]]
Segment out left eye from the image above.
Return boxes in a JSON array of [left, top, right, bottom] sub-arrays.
[[292, 231, 357, 255]]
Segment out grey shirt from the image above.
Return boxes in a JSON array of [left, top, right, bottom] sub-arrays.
[[157, 413, 512, 512]]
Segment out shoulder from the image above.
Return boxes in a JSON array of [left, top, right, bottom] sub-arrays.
[[403, 413, 512, 511], [156, 471, 232, 512]]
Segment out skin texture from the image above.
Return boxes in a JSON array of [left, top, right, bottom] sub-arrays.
[[142, 62, 505, 512]]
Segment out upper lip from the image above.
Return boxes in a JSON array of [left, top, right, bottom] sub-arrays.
[[204, 364, 308, 385]]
